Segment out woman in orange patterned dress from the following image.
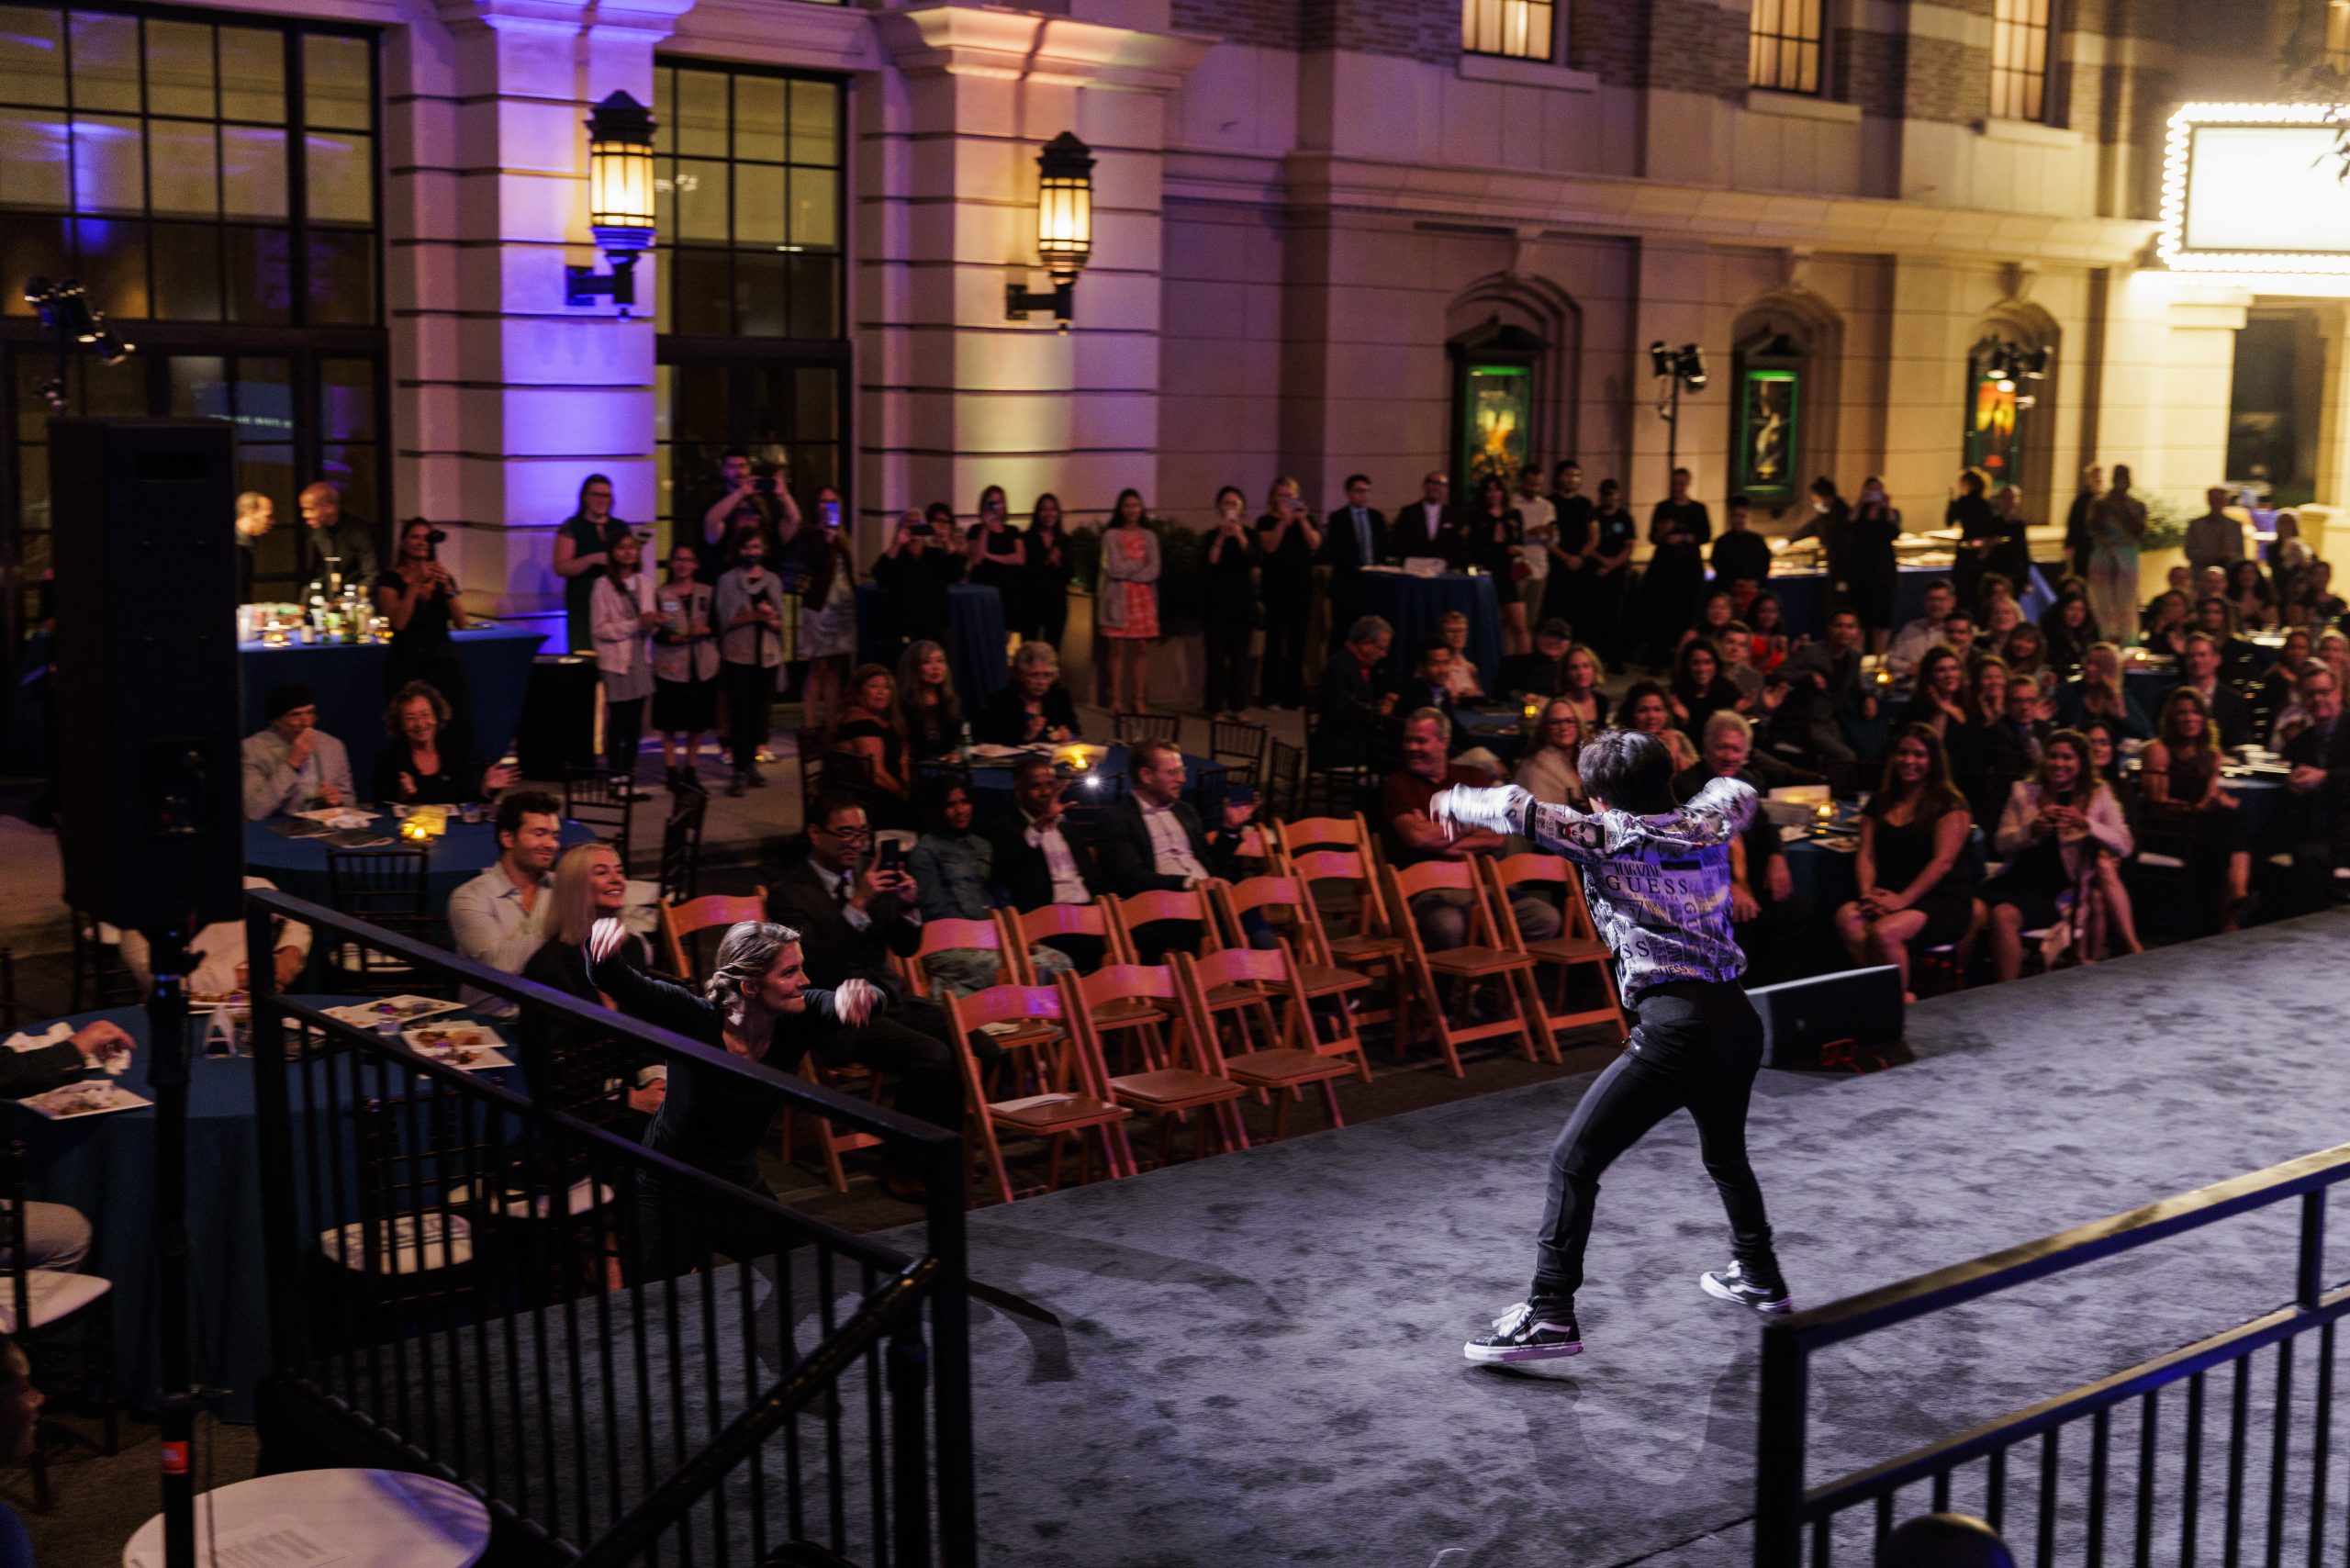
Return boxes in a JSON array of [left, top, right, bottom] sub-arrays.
[[1096, 488, 1161, 715]]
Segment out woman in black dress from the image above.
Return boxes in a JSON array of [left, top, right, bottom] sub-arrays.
[[1836, 723, 1979, 1001], [1844, 476, 1902, 653], [584, 916, 883, 1279], [1669, 637, 1745, 734], [894, 638, 964, 761], [967, 484, 1024, 605], [1465, 476, 1528, 655], [1946, 467, 1999, 613], [374, 518, 472, 738], [374, 680, 516, 805], [1021, 493, 1072, 651], [520, 842, 660, 1128], [1202, 486, 1260, 722], [831, 663, 911, 823], [2141, 687, 2253, 932]]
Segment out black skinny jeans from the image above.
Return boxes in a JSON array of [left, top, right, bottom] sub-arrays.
[[722, 659, 776, 771], [1204, 619, 1253, 714], [1532, 980, 1778, 1301], [604, 693, 646, 777], [1259, 587, 1311, 708]]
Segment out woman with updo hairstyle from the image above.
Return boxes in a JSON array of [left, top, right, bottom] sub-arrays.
[[585, 917, 883, 1277]]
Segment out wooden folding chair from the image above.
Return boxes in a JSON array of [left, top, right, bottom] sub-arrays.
[[1270, 813, 1379, 865], [1103, 887, 1223, 966], [1209, 875, 1375, 1081], [1380, 857, 1542, 1077], [1057, 965, 1249, 1167], [901, 914, 1061, 1058], [1173, 945, 1354, 1140], [1282, 848, 1409, 1038], [945, 982, 1133, 1207], [1482, 853, 1626, 1061], [1005, 902, 1129, 975], [660, 890, 769, 982]]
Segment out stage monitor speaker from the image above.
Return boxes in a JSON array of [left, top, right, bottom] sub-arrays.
[[50, 417, 243, 934], [516, 654, 600, 781], [1750, 965, 1903, 1069]]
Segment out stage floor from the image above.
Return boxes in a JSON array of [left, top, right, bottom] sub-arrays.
[[941, 910, 2350, 1567]]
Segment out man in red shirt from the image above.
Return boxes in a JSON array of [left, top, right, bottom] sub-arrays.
[[1382, 709, 1561, 950]]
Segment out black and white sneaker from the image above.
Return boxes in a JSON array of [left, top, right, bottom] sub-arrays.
[[1699, 1260, 1793, 1316], [1463, 1299, 1582, 1363]]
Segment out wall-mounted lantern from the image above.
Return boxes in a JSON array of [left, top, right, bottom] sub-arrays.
[[1005, 132, 1095, 330], [566, 91, 657, 315]]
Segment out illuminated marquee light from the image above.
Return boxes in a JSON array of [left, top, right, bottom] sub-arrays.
[[2159, 102, 2350, 278]]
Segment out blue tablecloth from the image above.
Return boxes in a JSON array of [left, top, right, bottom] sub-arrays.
[[1785, 838, 1860, 912], [853, 583, 1008, 706], [6, 1001, 524, 1422], [244, 817, 599, 912], [1765, 565, 2056, 639], [1359, 572, 1503, 689], [240, 626, 545, 797]]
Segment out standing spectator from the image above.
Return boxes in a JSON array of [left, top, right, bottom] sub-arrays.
[[1324, 474, 1388, 649], [1835, 726, 1978, 1001], [374, 518, 472, 734], [2143, 687, 2254, 929], [831, 664, 911, 822], [1513, 698, 1588, 810], [795, 489, 857, 730], [698, 451, 791, 566], [967, 484, 1024, 605], [1256, 481, 1322, 710], [909, 778, 1071, 995], [448, 789, 563, 1017], [1982, 729, 2139, 980], [1617, 680, 1700, 773], [1514, 462, 1557, 633], [553, 474, 630, 654], [1886, 579, 1958, 677], [1841, 476, 1903, 653], [589, 530, 661, 793], [241, 684, 353, 820], [1021, 492, 1073, 651], [1584, 478, 1639, 669], [715, 531, 789, 796], [297, 479, 379, 599], [977, 640, 1081, 745], [652, 542, 720, 794], [1381, 709, 1562, 949], [1465, 476, 1528, 655], [870, 509, 963, 659], [1709, 492, 1772, 595], [1203, 486, 1259, 722], [1095, 739, 1249, 960], [2064, 464, 2104, 583], [235, 490, 275, 603], [2283, 665, 2350, 906], [1545, 459, 1595, 634], [1394, 471, 1462, 565], [2040, 587, 2099, 678], [1985, 486, 2035, 600], [1312, 615, 1397, 771], [990, 757, 1107, 966], [895, 639, 963, 762], [1645, 467, 1711, 666], [1098, 488, 1163, 717], [374, 680, 513, 806], [2184, 487, 2245, 577], [2087, 464, 2148, 644], [1945, 468, 1999, 612]]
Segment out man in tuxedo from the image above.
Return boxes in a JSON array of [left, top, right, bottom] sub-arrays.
[[1393, 472, 1462, 566], [2168, 633, 2255, 751], [1325, 473, 1389, 648], [1095, 740, 1249, 960], [989, 757, 1108, 969]]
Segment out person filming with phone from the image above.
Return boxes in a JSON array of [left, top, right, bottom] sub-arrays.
[[375, 517, 474, 733], [871, 508, 964, 658]]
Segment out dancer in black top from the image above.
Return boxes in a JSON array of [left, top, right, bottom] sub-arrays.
[[1432, 729, 1793, 1363], [585, 915, 882, 1279]]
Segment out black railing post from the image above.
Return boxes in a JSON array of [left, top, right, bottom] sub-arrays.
[[2299, 1191, 2325, 1312], [245, 905, 305, 1372], [889, 1324, 931, 1567], [924, 1132, 978, 1568], [140, 925, 197, 1568], [1754, 1322, 1807, 1568]]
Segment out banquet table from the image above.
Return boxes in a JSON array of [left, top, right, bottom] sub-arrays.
[[1357, 570, 1503, 689], [239, 626, 545, 795], [854, 582, 1008, 706], [1455, 707, 1527, 767], [245, 817, 599, 911], [1763, 564, 2057, 639], [6, 1000, 526, 1423]]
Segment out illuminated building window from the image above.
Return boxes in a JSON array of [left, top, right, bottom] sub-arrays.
[[1990, 0, 2054, 123], [2329, 0, 2350, 73], [1748, 0, 1823, 95], [1461, 0, 1555, 62]]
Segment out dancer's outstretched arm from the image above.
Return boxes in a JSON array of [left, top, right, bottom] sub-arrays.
[[1429, 776, 1755, 867]]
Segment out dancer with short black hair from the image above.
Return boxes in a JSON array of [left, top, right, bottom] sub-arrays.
[[1432, 728, 1792, 1363]]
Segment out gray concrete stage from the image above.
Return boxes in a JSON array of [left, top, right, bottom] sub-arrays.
[[942, 911, 2350, 1567]]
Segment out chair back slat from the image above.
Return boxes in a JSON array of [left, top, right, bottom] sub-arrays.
[[657, 791, 709, 905], [1388, 857, 1476, 898], [1068, 962, 1181, 1006], [914, 917, 1004, 958], [662, 890, 772, 980], [946, 982, 1064, 1030]]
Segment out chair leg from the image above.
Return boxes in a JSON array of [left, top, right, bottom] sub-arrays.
[[94, 1309, 117, 1456], [1319, 1078, 1343, 1130]]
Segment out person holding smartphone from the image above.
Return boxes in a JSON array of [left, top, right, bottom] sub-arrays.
[[797, 486, 858, 729], [375, 517, 474, 735], [716, 532, 790, 796], [871, 508, 964, 658]]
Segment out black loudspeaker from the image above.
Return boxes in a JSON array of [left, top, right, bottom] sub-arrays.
[[516, 654, 600, 780], [50, 417, 243, 933], [1750, 965, 1904, 1069]]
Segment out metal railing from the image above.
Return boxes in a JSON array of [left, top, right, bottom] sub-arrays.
[[243, 888, 975, 1568], [1754, 1141, 2350, 1567]]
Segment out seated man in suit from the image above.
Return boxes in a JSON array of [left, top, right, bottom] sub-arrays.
[[1495, 618, 1573, 700], [2284, 664, 2350, 911], [766, 794, 962, 1191], [241, 683, 355, 820], [2168, 633, 2255, 752], [1312, 616, 1397, 772], [989, 756, 1107, 969], [1323, 473, 1389, 648], [1094, 739, 1251, 961]]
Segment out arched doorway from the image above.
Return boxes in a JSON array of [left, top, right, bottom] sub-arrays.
[[1727, 290, 1842, 519], [1963, 300, 2059, 498], [1443, 274, 1583, 487]]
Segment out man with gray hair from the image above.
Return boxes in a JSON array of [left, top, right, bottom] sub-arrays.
[[1673, 711, 1818, 985], [1382, 708, 1561, 951], [1312, 614, 1398, 771]]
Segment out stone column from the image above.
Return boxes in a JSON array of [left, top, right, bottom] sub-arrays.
[[397, 0, 688, 634]]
